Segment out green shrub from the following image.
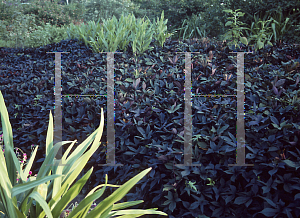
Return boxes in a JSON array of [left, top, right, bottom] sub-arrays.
[[130, 0, 188, 34], [15, 0, 75, 29], [82, 0, 139, 25], [62, 1, 88, 23], [129, 0, 168, 24], [1, 12, 41, 49], [0, 0, 87, 49], [196, 1, 228, 40], [23, 23, 69, 48], [0, 0, 24, 23], [0, 10, 70, 49], [130, 0, 229, 41], [0, 19, 11, 42], [43, 23, 69, 44], [176, 14, 208, 40]]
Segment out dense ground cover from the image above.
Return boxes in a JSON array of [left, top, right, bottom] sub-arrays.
[[0, 0, 300, 217]]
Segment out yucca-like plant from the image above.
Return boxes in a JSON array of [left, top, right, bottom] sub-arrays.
[[0, 90, 168, 218], [177, 13, 208, 41]]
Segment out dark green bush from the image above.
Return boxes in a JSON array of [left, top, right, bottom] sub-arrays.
[[60, 0, 88, 23], [15, 0, 75, 28], [130, 0, 229, 40], [82, 0, 140, 24], [0, 1, 24, 22]]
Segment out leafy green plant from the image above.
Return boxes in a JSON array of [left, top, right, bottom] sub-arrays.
[[245, 15, 274, 51], [123, 14, 156, 78], [65, 10, 172, 78], [130, 17, 154, 55], [66, 12, 136, 53], [30, 22, 69, 45], [221, 8, 249, 49], [2, 132, 97, 216], [177, 13, 208, 41], [241, 5, 300, 48], [225, 0, 300, 36], [0, 90, 168, 217], [266, 7, 300, 43], [89, 14, 130, 52], [151, 10, 173, 48]]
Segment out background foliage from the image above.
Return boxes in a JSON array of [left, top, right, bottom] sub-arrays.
[[1, 0, 299, 45], [82, 0, 140, 24], [220, 0, 300, 43]]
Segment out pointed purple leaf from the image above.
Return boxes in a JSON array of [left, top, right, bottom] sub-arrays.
[[275, 79, 285, 87], [172, 128, 177, 134], [272, 85, 278, 95]]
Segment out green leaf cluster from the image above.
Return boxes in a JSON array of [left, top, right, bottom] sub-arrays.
[[65, 11, 172, 61], [221, 9, 249, 49]]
